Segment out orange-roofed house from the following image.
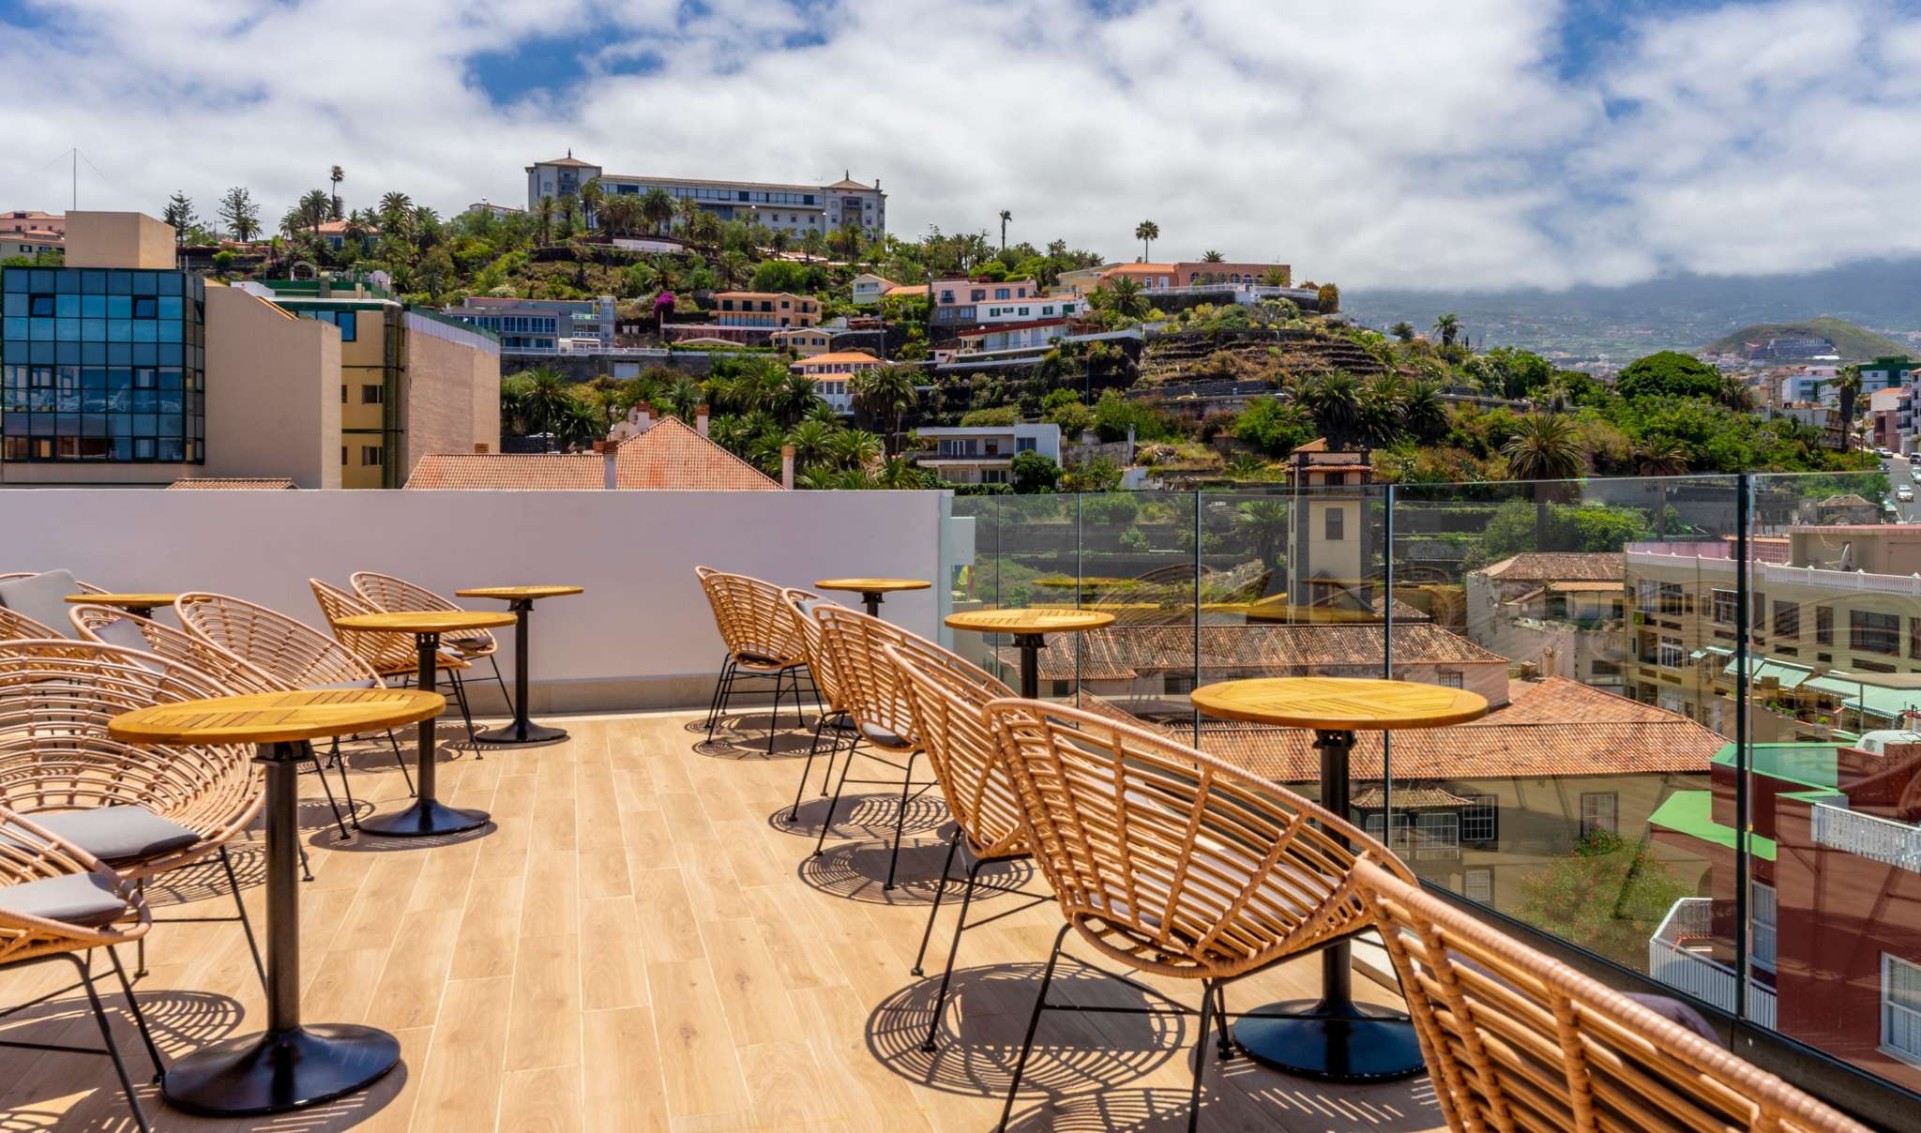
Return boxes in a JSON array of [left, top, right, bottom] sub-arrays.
[[709, 291, 820, 329], [850, 274, 897, 306], [406, 413, 781, 490], [1466, 552, 1629, 694], [795, 350, 883, 415]]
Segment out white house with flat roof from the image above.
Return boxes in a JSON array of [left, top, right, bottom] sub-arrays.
[[915, 423, 1061, 485]]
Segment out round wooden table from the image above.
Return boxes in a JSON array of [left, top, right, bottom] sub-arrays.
[[66, 592, 178, 620], [334, 610, 515, 837], [1189, 676, 1488, 1083], [109, 688, 444, 1116], [944, 608, 1115, 698], [455, 585, 584, 745], [815, 577, 929, 619]]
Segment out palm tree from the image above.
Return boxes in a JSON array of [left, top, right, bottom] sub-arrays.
[[1201, 249, 1225, 263], [1636, 436, 1690, 538], [1134, 219, 1160, 261], [664, 378, 704, 422], [1502, 413, 1588, 548], [851, 364, 920, 455], [785, 419, 835, 471], [1233, 499, 1290, 583], [717, 250, 751, 288], [1835, 365, 1863, 447], [876, 456, 926, 490], [519, 367, 577, 451], [829, 428, 883, 470], [640, 188, 676, 235], [1356, 375, 1409, 447], [1296, 371, 1363, 449], [1390, 321, 1416, 343], [770, 372, 820, 427], [534, 196, 554, 245], [328, 165, 345, 220], [579, 178, 604, 232], [1719, 374, 1754, 412], [677, 196, 702, 233], [296, 189, 332, 237], [1097, 277, 1150, 320], [1403, 378, 1449, 442], [998, 209, 1012, 252], [1432, 313, 1461, 348]]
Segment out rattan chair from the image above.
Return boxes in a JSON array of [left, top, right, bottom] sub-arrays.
[[350, 570, 514, 717], [808, 604, 943, 890], [0, 571, 105, 639], [310, 578, 481, 749], [1347, 858, 1869, 1133], [983, 698, 1421, 1132], [694, 567, 815, 754], [70, 603, 388, 844], [0, 806, 165, 1132], [883, 638, 1028, 1051], [780, 587, 853, 820], [0, 639, 268, 990]]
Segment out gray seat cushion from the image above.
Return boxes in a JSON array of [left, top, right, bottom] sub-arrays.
[[861, 722, 912, 748], [311, 678, 379, 691], [88, 615, 153, 654], [0, 871, 129, 928], [0, 570, 82, 638], [29, 807, 201, 864]]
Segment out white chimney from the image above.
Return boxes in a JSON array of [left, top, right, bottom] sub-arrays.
[[596, 440, 617, 490], [633, 402, 652, 434], [697, 404, 711, 438], [781, 444, 795, 490]]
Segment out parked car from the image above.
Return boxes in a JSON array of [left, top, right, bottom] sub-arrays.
[[1899, 485, 1914, 503]]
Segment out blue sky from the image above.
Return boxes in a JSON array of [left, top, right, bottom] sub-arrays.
[[2, 0, 1919, 289]]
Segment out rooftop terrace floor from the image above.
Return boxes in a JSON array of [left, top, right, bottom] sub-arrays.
[[0, 708, 1443, 1132]]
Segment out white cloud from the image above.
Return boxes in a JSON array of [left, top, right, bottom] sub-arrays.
[[0, 0, 1916, 289]]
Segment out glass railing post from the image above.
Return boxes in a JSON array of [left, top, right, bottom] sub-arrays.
[[1734, 470, 1751, 1021]]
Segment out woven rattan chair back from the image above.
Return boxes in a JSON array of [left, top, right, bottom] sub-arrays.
[[0, 806, 149, 966], [781, 588, 845, 711], [350, 571, 498, 654], [810, 604, 920, 749], [884, 640, 1025, 860], [1347, 858, 1870, 1133], [0, 640, 263, 879], [983, 697, 1415, 980], [177, 591, 386, 690], [0, 572, 104, 639], [309, 579, 424, 677], [696, 569, 805, 669], [70, 605, 285, 695]]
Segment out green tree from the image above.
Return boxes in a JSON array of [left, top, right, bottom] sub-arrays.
[[1295, 371, 1363, 449], [162, 191, 196, 235], [1009, 451, 1061, 493], [1316, 282, 1340, 314], [218, 186, 261, 242], [1201, 249, 1225, 263], [295, 188, 332, 237], [1432, 313, 1460, 348], [579, 177, 604, 231], [1133, 219, 1160, 261], [851, 364, 920, 454], [1835, 364, 1863, 447], [998, 209, 1012, 252], [1501, 412, 1589, 548], [1616, 351, 1723, 402], [1389, 321, 1415, 343], [785, 418, 836, 471], [1514, 830, 1693, 969], [1233, 498, 1290, 577], [1403, 379, 1449, 443], [1234, 396, 1315, 457], [1094, 277, 1150, 321], [534, 196, 554, 245], [513, 366, 578, 449], [828, 428, 883, 470], [1637, 435, 1691, 537]]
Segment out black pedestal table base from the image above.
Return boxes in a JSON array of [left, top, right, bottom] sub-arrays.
[[163, 1024, 400, 1116], [476, 597, 568, 747], [366, 631, 491, 837]]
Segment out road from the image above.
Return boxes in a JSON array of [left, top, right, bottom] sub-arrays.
[[1884, 452, 1920, 522]]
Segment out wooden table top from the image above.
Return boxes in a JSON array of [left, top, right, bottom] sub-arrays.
[[334, 610, 517, 635], [1190, 677, 1489, 731], [109, 688, 446, 745], [944, 608, 1116, 635], [66, 593, 179, 608], [814, 578, 931, 594], [455, 585, 585, 601]]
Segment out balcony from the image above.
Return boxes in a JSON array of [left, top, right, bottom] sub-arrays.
[[1648, 898, 1778, 1029], [1812, 803, 1921, 872]]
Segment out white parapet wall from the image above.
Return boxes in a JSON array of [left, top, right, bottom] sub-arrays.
[[5, 488, 950, 714]]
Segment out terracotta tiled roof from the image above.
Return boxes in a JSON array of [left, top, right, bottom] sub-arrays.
[[800, 351, 882, 367], [1000, 622, 1507, 682], [1479, 552, 1625, 583], [883, 284, 928, 297], [406, 418, 780, 491], [165, 477, 298, 490], [1175, 677, 1721, 782]]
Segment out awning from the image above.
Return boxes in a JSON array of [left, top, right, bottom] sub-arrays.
[[1721, 654, 1813, 689], [1803, 675, 1921, 722]]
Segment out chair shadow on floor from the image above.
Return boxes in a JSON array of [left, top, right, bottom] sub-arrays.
[[866, 959, 1182, 1099], [1003, 1079, 1442, 1133], [799, 834, 1037, 907], [691, 711, 823, 759], [773, 789, 952, 841]]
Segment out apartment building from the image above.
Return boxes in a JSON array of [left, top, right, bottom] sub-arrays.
[[1860, 355, 1920, 394], [443, 295, 616, 352], [916, 423, 1061, 485], [0, 210, 65, 238], [1871, 387, 1914, 452], [770, 327, 832, 357], [524, 154, 887, 239], [1465, 552, 1629, 692], [236, 278, 500, 489], [1649, 733, 1921, 1092], [930, 277, 1039, 329], [1058, 261, 1289, 297], [849, 274, 897, 306], [1, 231, 62, 259], [710, 291, 820, 329], [953, 319, 1071, 355], [794, 350, 881, 414]]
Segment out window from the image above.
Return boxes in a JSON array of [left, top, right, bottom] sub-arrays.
[[1773, 601, 1800, 639], [131, 296, 157, 319], [1461, 795, 1497, 842], [1817, 606, 1834, 644], [1712, 589, 1738, 624], [1853, 610, 1901, 655], [1658, 636, 1684, 668], [1414, 812, 1459, 860], [1637, 579, 1657, 612], [1752, 881, 1777, 973], [1659, 583, 1683, 616], [27, 294, 53, 317], [1437, 671, 1464, 688], [1324, 507, 1345, 541], [1463, 868, 1493, 904], [340, 385, 347, 403], [360, 445, 383, 467], [1166, 673, 1196, 696], [1580, 792, 1618, 837], [1883, 954, 1921, 1065], [1752, 591, 1767, 625], [361, 384, 384, 405]]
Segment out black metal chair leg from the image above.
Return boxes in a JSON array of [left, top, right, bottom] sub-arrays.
[[1188, 979, 1216, 1133], [998, 923, 1072, 1132], [72, 952, 152, 1133], [299, 841, 313, 882], [105, 945, 165, 1081], [921, 852, 984, 1052], [708, 659, 739, 742], [704, 652, 731, 732], [220, 845, 268, 992], [812, 736, 863, 858], [913, 829, 963, 977], [133, 880, 147, 978], [309, 745, 352, 841], [766, 667, 786, 755], [883, 750, 918, 890], [1214, 983, 1234, 1060], [449, 669, 480, 755], [488, 652, 515, 719], [789, 710, 840, 822], [386, 728, 415, 795], [333, 738, 362, 832]]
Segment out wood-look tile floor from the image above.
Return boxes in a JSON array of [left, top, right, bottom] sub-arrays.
[[0, 709, 1445, 1132]]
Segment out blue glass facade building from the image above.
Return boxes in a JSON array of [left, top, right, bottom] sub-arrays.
[[0, 266, 207, 463]]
